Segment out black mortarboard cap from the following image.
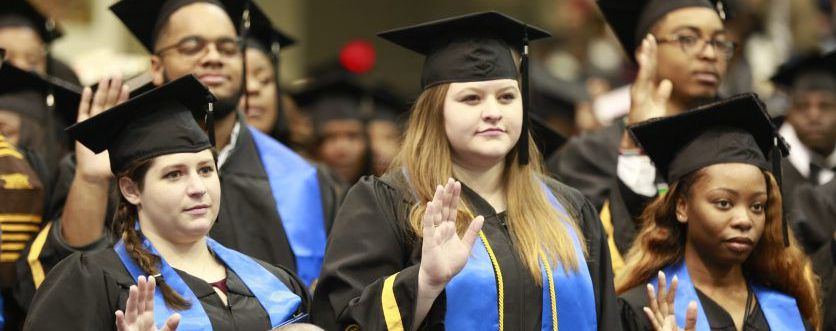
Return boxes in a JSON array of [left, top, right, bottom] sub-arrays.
[[378, 11, 550, 165], [378, 11, 549, 89], [629, 93, 792, 246], [0, 61, 81, 124], [110, 0, 246, 53], [0, 0, 63, 43], [245, 2, 296, 56], [596, 0, 723, 62], [770, 50, 836, 91], [66, 75, 216, 174]]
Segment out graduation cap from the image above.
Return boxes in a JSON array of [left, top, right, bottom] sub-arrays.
[[292, 73, 370, 132], [110, 0, 246, 53], [596, 0, 725, 62], [628, 93, 792, 245], [0, 61, 81, 124], [378, 11, 550, 165], [770, 50, 836, 92], [66, 75, 216, 174], [0, 0, 63, 43]]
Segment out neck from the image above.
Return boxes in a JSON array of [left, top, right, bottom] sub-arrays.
[[140, 226, 211, 271], [214, 111, 238, 151], [452, 158, 506, 209], [684, 242, 747, 290]]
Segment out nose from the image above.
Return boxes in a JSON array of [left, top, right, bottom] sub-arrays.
[[185, 172, 208, 198], [198, 43, 225, 68], [246, 76, 261, 95], [697, 40, 719, 62], [729, 207, 754, 232], [481, 98, 503, 122]]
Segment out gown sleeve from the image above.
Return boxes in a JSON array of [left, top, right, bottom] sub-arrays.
[[23, 250, 127, 330], [311, 176, 444, 331]]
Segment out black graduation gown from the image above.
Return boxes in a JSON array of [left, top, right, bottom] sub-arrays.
[[22, 248, 310, 331], [311, 172, 622, 331], [209, 114, 341, 271], [619, 283, 814, 331], [546, 120, 623, 211], [15, 114, 341, 310]]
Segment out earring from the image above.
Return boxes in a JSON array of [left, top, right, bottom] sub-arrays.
[[677, 214, 687, 222]]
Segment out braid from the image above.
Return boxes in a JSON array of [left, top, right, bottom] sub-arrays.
[[114, 160, 191, 310]]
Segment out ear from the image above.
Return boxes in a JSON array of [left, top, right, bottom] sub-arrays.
[[675, 197, 689, 223], [150, 56, 165, 86], [119, 177, 142, 206]]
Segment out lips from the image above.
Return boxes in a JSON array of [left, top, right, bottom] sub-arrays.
[[183, 204, 210, 215], [724, 237, 754, 254], [197, 74, 228, 86], [245, 107, 265, 117], [476, 128, 506, 136], [692, 71, 719, 85]]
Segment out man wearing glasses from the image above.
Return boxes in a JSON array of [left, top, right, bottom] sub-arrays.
[[549, 0, 733, 267], [16, 0, 339, 305]]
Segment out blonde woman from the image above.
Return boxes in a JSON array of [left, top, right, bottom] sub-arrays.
[[311, 12, 621, 331]]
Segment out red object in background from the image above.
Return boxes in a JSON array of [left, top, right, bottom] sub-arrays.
[[340, 40, 376, 73]]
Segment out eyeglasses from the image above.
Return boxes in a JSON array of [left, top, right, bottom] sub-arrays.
[[655, 34, 736, 60], [154, 36, 241, 58]]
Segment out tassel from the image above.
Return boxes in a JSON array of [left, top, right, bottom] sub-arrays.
[[240, 2, 252, 115], [207, 99, 216, 147], [518, 26, 531, 166]]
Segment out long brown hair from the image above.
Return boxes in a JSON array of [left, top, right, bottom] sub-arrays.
[[113, 158, 191, 310], [389, 83, 585, 284], [615, 169, 820, 328]]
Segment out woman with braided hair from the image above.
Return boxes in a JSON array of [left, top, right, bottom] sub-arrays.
[[23, 75, 310, 331]]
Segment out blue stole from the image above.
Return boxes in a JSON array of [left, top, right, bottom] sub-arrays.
[[114, 235, 303, 330], [249, 127, 326, 286], [654, 261, 806, 331], [444, 183, 598, 330]]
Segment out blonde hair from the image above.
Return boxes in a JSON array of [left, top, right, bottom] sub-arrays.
[[615, 169, 821, 328], [389, 83, 585, 284]]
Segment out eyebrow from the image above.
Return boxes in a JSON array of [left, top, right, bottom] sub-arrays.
[[707, 188, 767, 197], [670, 26, 728, 37]]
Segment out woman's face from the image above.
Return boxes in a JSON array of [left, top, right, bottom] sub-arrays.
[[123, 149, 221, 245], [240, 49, 279, 134], [443, 79, 522, 168], [678, 163, 767, 266], [316, 119, 368, 183]]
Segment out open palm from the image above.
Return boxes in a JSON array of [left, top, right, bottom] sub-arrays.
[[419, 178, 484, 289], [644, 271, 698, 331], [115, 276, 180, 331]]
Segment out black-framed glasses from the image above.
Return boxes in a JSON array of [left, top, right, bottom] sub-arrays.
[[655, 34, 736, 60], [154, 36, 241, 58]]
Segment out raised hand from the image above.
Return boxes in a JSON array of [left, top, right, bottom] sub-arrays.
[[75, 75, 129, 182], [628, 34, 673, 125], [643, 271, 698, 331], [115, 276, 181, 331], [418, 178, 485, 292]]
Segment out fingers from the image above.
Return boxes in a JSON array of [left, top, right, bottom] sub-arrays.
[[125, 284, 139, 323], [146, 275, 157, 315], [136, 276, 148, 316], [646, 283, 664, 323], [460, 216, 484, 250], [118, 84, 130, 104], [684, 301, 698, 331], [655, 79, 673, 107], [642, 307, 663, 331], [657, 271, 668, 316], [115, 311, 128, 331], [91, 77, 109, 114], [635, 35, 658, 90], [162, 313, 181, 331], [440, 178, 454, 225], [77, 87, 92, 123], [666, 275, 678, 310], [448, 181, 461, 223], [104, 73, 123, 108]]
